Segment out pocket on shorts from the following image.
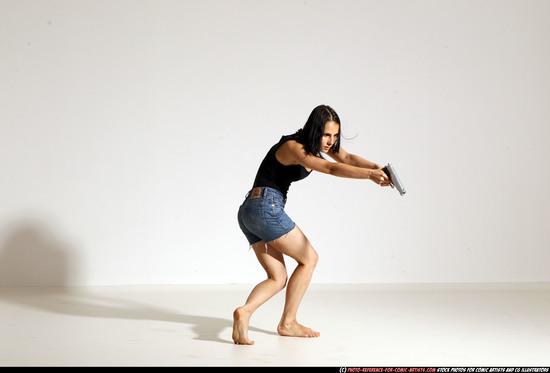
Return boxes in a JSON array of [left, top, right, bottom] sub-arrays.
[[241, 198, 266, 231], [263, 197, 287, 227]]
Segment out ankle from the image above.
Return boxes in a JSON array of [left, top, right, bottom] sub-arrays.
[[278, 317, 296, 327], [235, 306, 252, 318]]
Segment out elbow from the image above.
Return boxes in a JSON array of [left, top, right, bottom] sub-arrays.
[[327, 163, 339, 176], [327, 163, 347, 177]]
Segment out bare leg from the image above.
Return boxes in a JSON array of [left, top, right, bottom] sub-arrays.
[[269, 226, 320, 338], [233, 225, 319, 344], [232, 242, 287, 345]]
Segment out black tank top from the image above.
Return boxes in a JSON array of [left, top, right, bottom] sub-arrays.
[[252, 135, 312, 198]]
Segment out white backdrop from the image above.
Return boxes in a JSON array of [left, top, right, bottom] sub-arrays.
[[1, 0, 549, 286]]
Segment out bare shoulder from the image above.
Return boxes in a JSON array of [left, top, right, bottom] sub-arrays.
[[278, 140, 336, 174], [276, 140, 304, 166]]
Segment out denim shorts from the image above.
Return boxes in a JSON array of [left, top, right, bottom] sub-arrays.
[[237, 187, 296, 245]]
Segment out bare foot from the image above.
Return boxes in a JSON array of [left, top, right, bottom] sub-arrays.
[[232, 307, 255, 345], [277, 320, 320, 338]]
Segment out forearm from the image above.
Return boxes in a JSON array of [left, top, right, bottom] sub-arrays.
[[348, 154, 381, 169], [328, 162, 373, 179]]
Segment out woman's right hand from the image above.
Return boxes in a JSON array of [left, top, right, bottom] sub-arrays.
[[370, 169, 391, 187]]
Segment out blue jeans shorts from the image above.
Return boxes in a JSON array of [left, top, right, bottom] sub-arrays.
[[237, 187, 296, 245]]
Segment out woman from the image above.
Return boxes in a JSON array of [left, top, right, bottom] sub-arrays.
[[233, 105, 390, 345]]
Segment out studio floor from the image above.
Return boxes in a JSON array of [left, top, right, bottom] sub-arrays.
[[0, 283, 549, 367]]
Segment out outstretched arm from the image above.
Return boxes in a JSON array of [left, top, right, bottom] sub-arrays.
[[281, 141, 390, 186], [327, 147, 381, 170]]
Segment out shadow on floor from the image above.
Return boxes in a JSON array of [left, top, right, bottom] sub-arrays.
[[0, 219, 275, 344], [0, 287, 277, 344]]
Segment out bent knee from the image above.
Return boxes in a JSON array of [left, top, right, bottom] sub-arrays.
[[280, 277, 288, 290], [302, 247, 319, 268], [270, 275, 287, 291], [310, 249, 319, 267]]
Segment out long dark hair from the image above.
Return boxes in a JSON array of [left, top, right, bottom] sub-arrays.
[[294, 105, 341, 156]]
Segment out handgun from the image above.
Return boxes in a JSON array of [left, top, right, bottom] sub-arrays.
[[382, 164, 406, 196]]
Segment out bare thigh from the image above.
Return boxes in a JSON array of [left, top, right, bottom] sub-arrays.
[[251, 241, 287, 282], [268, 226, 318, 267]]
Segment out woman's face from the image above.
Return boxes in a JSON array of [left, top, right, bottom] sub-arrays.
[[320, 121, 340, 153]]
